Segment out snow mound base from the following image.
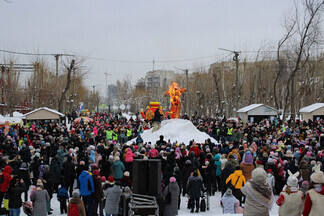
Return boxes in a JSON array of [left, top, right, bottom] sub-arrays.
[[127, 119, 217, 145]]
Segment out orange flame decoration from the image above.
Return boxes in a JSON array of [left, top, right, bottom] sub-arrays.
[[165, 82, 186, 119]]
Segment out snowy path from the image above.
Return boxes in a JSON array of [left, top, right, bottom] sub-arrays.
[[20, 190, 279, 216]]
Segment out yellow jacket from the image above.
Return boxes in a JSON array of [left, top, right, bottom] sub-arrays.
[[226, 170, 246, 189]]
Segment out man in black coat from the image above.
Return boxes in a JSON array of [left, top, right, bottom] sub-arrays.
[[187, 171, 204, 213], [62, 156, 76, 197]]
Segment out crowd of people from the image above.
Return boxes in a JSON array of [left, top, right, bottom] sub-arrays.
[[0, 111, 323, 216]]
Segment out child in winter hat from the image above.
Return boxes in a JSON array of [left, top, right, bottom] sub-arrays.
[[303, 164, 324, 215], [276, 170, 304, 216], [221, 189, 240, 214]]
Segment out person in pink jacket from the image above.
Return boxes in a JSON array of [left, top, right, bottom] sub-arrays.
[[125, 148, 136, 163], [148, 145, 159, 158]]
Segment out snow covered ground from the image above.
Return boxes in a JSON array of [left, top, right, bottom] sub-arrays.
[[127, 119, 217, 145], [20, 188, 279, 216]]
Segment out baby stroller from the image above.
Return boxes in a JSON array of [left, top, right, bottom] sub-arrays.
[[22, 201, 33, 216], [0, 207, 9, 216]]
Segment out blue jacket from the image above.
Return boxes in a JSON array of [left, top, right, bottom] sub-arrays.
[[113, 161, 125, 179], [57, 187, 69, 199], [78, 171, 94, 196], [221, 194, 237, 214], [214, 154, 222, 176], [89, 150, 95, 163]]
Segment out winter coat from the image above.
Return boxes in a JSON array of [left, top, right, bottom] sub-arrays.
[[78, 171, 94, 196], [120, 176, 132, 188], [31, 188, 50, 216], [8, 183, 25, 208], [89, 150, 95, 163], [226, 170, 246, 189], [0, 166, 12, 193], [68, 197, 86, 216], [163, 182, 180, 216], [240, 163, 255, 181], [227, 149, 241, 161], [57, 149, 68, 168], [266, 173, 275, 189], [181, 163, 194, 189], [104, 185, 123, 214], [99, 159, 111, 178], [221, 193, 238, 214], [298, 161, 311, 183], [241, 182, 271, 216], [113, 160, 125, 179], [93, 176, 104, 199], [62, 160, 75, 182], [49, 159, 61, 185], [125, 150, 136, 162], [214, 154, 222, 176], [57, 187, 69, 200], [304, 186, 324, 216], [148, 148, 159, 158], [276, 191, 303, 216], [187, 175, 203, 199], [18, 168, 31, 187]]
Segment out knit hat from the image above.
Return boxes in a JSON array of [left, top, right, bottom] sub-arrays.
[[108, 155, 114, 161], [244, 151, 253, 164], [302, 181, 309, 187], [21, 163, 27, 169], [310, 164, 324, 184], [285, 150, 293, 158], [252, 168, 267, 185], [124, 186, 131, 193], [72, 190, 80, 198], [124, 171, 130, 177], [93, 170, 100, 176], [287, 170, 299, 187], [108, 176, 115, 185], [169, 177, 176, 183], [267, 169, 273, 173], [36, 179, 43, 186], [226, 188, 232, 196], [101, 177, 106, 182]]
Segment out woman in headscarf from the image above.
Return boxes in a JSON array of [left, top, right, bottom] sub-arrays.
[[241, 168, 273, 216]]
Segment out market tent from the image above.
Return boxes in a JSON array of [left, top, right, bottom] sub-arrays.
[[24, 107, 65, 122], [237, 104, 279, 124], [299, 103, 324, 121]]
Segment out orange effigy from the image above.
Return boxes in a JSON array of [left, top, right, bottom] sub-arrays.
[[165, 82, 186, 119], [140, 102, 164, 121]]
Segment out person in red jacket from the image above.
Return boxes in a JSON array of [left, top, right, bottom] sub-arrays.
[[0, 166, 12, 206], [303, 165, 324, 216]]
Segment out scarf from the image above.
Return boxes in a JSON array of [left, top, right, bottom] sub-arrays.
[[245, 180, 273, 209], [250, 181, 272, 200]]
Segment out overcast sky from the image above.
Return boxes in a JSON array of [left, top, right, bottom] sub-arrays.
[[0, 0, 296, 96]]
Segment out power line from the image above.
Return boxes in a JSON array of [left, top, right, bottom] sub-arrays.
[[0, 48, 228, 64]]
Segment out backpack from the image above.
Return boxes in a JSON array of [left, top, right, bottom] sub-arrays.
[[22, 201, 33, 216], [200, 196, 206, 212], [68, 203, 79, 216], [165, 186, 171, 204]]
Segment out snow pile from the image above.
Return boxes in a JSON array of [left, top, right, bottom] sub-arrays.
[[13, 111, 24, 118], [122, 113, 137, 120], [127, 119, 217, 145]]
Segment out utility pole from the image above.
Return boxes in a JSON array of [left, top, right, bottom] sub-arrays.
[[185, 69, 189, 116], [174, 67, 190, 116], [1, 66, 4, 104], [219, 48, 241, 113], [153, 59, 155, 72], [54, 53, 74, 110], [55, 54, 60, 109], [233, 51, 240, 111]]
